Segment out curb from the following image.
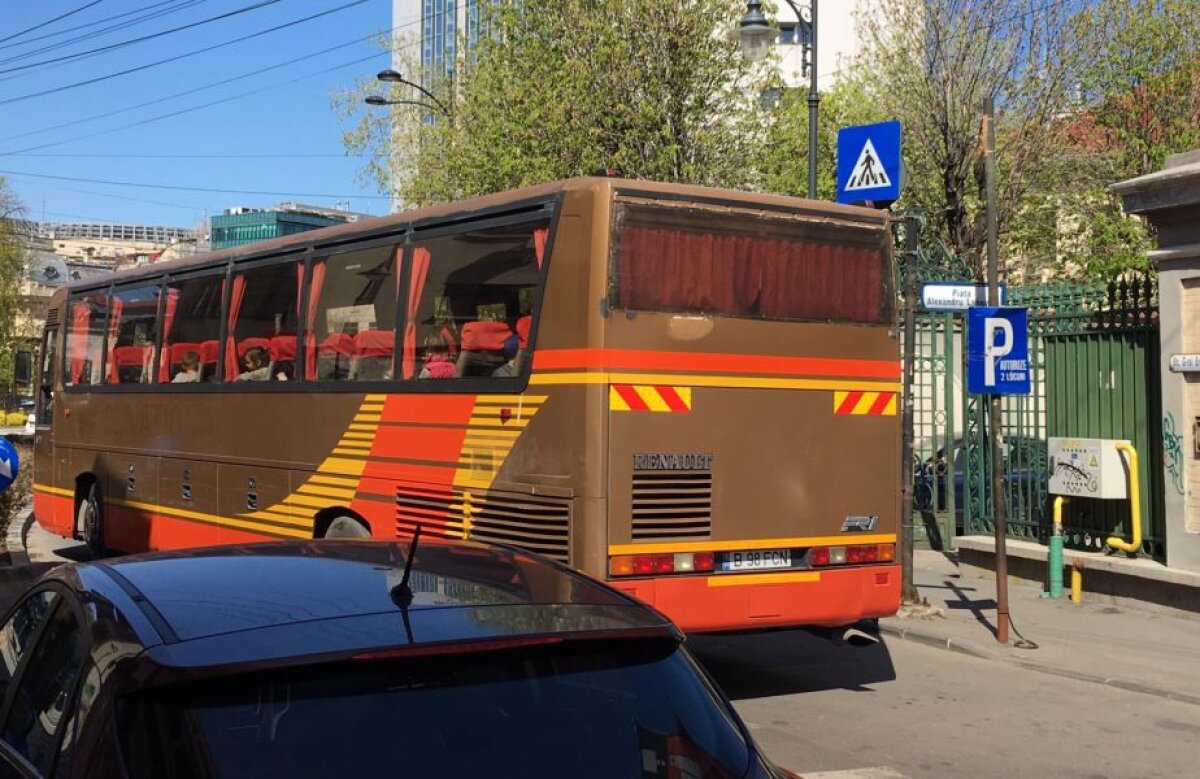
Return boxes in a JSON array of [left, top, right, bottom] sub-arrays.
[[879, 619, 1200, 707], [3, 509, 32, 569]]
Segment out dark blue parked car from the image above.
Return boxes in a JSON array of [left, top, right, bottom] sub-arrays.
[[0, 539, 793, 778], [914, 437, 1048, 531]]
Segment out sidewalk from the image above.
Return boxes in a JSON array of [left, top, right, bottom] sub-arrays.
[[881, 550, 1200, 706]]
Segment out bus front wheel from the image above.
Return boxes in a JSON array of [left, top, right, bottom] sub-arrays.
[[78, 483, 106, 558], [324, 515, 370, 539]]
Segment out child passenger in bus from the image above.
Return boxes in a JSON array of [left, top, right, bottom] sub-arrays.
[[171, 351, 201, 383], [419, 335, 455, 379], [236, 346, 272, 382]]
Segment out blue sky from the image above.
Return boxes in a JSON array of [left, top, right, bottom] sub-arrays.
[[0, 0, 398, 229]]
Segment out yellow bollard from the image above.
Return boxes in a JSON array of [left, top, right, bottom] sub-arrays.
[[1105, 442, 1142, 555], [1070, 564, 1083, 604]]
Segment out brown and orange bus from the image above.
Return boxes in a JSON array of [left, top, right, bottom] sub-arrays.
[[31, 177, 901, 634]]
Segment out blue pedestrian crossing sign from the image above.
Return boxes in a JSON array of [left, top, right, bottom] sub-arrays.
[[0, 437, 18, 496], [967, 307, 1031, 395], [836, 120, 902, 206]]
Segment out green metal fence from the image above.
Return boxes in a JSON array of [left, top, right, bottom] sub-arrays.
[[961, 275, 1165, 561]]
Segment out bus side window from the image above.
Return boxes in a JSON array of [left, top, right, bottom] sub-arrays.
[[159, 274, 224, 384], [108, 283, 162, 385], [36, 326, 57, 424], [227, 259, 301, 383], [405, 220, 549, 382], [307, 246, 399, 382], [64, 293, 109, 387]]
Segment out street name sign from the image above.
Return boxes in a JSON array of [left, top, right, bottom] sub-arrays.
[[1169, 354, 1200, 373], [921, 281, 1007, 312], [967, 307, 1030, 395], [836, 120, 902, 206]]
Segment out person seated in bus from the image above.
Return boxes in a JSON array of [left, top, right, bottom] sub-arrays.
[[419, 335, 456, 379], [455, 321, 512, 378], [235, 346, 271, 382], [171, 351, 201, 383]]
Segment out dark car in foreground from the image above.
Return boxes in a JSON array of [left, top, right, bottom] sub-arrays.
[[0, 538, 791, 778]]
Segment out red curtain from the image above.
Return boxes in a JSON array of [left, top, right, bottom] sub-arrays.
[[759, 242, 882, 322], [402, 247, 431, 379], [157, 288, 179, 383], [303, 261, 326, 380], [223, 274, 247, 380], [533, 227, 548, 269], [69, 301, 90, 384], [105, 296, 124, 384], [617, 227, 761, 315]]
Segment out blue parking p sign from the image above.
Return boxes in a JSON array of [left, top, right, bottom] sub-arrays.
[[967, 307, 1030, 395]]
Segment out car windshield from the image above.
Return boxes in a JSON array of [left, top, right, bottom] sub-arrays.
[[118, 638, 751, 779]]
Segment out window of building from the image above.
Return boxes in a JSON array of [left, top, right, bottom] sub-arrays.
[[306, 245, 399, 382], [107, 283, 161, 385], [403, 220, 549, 382], [227, 259, 302, 383], [65, 291, 109, 386], [158, 273, 225, 384], [779, 22, 797, 44]]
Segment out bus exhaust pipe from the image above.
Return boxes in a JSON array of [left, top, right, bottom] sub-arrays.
[[833, 626, 880, 647]]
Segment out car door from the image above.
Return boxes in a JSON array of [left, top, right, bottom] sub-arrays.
[[0, 587, 88, 778]]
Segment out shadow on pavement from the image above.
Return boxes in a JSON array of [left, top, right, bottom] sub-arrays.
[[688, 627, 898, 700]]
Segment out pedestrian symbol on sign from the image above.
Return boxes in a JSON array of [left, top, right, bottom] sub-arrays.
[[844, 139, 892, 191]]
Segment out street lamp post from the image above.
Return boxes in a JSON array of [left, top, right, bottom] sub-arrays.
[[366, 69, 452, 120], [739, 0, 820, 200]]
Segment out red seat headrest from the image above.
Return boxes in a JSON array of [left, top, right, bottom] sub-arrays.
[[237, 337, 272, 358], [169, 342, 201, 362], [269, 335, 297, 361], [461, 321, 513, 352], [354, 330, 394, 358], [515, 316, 532, 350], [199, 340, 220, 362], [114, 345, 149, 366], [319, 333, 355, 357]]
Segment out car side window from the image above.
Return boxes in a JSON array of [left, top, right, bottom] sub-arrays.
[[1, 600, 86, 776], [0, 591, 59, 710]]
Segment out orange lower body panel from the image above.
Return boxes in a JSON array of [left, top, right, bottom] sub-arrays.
[[610, 564, 901, 633]]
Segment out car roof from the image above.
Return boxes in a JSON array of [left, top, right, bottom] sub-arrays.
[[80, 539, 672, 669]]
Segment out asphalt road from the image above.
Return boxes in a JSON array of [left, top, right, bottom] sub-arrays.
[[691, 630, 1200, 779]]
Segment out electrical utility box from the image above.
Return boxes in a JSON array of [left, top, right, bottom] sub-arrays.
[[1047, 438, 1131, 499]]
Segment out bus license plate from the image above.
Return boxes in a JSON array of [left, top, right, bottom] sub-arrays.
[[723, 549, 792, 572]]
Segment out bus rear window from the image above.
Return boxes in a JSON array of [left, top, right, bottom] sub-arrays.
[[613, 208, 891, 324]]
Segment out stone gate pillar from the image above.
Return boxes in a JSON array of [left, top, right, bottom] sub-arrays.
[[1114, 151, 1200, 573]]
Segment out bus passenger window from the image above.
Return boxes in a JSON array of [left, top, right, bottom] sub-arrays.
[[108, 284, 161, 384], [404, 220, 548, 382], [158, 274, 224, 384], [228, 261, 301, 383], [64, 293, 109, 387], [306, 246, 398, 382]]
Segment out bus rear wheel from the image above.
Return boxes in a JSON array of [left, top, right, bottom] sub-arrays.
[[324, 515, 370, 539], [78, 483, 106, 559]]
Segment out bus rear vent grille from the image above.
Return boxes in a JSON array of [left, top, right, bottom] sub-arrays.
[[631, 472, 712, 540], [45, 308, 59, 327], [396, 485, 571, 563]]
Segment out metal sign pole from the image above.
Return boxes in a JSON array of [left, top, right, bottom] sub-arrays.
[[900, 216, 919, 603], [984, 97, 1011, 645]]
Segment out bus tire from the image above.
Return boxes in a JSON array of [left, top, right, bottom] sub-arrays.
[[324, 515, 371, 539], [78, 483, 106, 559]]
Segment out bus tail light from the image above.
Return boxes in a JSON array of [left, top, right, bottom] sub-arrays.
[[610, 552, 714, 577], [809, 544, 894, 567]]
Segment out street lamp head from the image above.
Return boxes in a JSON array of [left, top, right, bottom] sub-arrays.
[[365, 95, 389, 106], [376, 69, 404, 84], [738, 1, 774, 63]]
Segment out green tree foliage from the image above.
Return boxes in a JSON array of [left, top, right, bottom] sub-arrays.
[[846, 0, 1087, 277], [340, 0, 772, 206], [758, 78, 888, 201], [0, 177, 28, 392]]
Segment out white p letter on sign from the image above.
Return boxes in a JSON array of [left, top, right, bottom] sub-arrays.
[[984, 318, 1013, 387]]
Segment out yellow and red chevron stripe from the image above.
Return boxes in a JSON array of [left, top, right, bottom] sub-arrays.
[[833, 390, 897, 416], [609, 384, 692, 413]]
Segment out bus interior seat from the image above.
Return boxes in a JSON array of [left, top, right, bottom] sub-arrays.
[[317, 333, 355, 381], [269, 335, 297, 381], [351, 330, 394, 381], [112, 345, 150, 384], [199, 340, 220, 382], [456, 321, 513, 378]]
